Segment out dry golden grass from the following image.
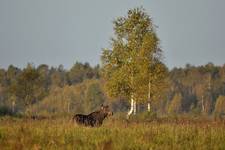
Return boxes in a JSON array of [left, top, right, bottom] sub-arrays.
[[0, 116, 225, 150]]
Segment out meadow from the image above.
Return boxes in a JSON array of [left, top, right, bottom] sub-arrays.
[[0, 115, 225, 150]]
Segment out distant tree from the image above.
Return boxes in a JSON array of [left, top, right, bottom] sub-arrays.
[[37, 64, 50, 90], [6, 65, 21, 99], [101, 7, 167, 118], [214, 95, 225, 118], [4, 66, 21, 113], [0, 84, 4, 104], [6, 65, 21, 85], [167, 64, 224, 115], [49, 65, 67, 88], [194, 73, 213, 114], [13, 64, 46, 114], [0, 69, 6, 86], [29, 79, 106, 116], [0, 69, 6, 105], [93, 64, 100, 79], [29, 86, 65, 116], [68, 62, 98, 84], [84, 80, 105, 113], [168, 93, 182, 114]]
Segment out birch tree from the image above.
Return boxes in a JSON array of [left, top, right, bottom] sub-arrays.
[[101, 7, 167, 119]]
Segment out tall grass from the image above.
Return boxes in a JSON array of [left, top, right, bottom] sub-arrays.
[[0, 116, 225, 150]]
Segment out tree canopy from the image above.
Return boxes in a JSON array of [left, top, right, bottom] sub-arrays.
[[101, 7, 167, 104]]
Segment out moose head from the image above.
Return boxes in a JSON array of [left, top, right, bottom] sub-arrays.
[[100, 104, 113, 117]]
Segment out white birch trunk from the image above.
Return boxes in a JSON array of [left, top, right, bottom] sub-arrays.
[[12, 101, 15, 113], [147, 79, 151, 112], [67, 101, 70, 113], [127, 95, 134, 119], [133, 99, 136, 115], [201, 95, 205, 113], [147, 102, 151, 112], [127, 70, 135, 119]]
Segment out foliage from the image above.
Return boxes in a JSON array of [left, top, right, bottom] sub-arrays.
[[0, 62, 100, 115], [168, 93, 182, 114], [101, 7, 167, 103], [214, 95, 225, 118], [10, 64, 46, 111], [84, 80, 105, 113], [29, 79, 106, 116], [68, 62, 100, 85], [167, 63, 225, 114], [0, 61, 224, 116]]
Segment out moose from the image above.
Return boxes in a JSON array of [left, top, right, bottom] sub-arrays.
[[72, 104, 113, 127]]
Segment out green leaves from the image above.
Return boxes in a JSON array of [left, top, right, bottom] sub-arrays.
[[168, 93, 183, 114], [15, 64, 45, 106], [214, 95, 225, 117], [101, 7, 167, 103]]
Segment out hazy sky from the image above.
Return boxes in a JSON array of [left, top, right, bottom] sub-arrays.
[[0, 0, 225, 69]]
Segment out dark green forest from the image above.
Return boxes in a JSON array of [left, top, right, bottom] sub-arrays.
[[0, 62, 224, 117]]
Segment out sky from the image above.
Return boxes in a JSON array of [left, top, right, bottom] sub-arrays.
[[0, 0, 225, 69]]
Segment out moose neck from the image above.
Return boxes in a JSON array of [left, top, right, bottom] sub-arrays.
[[90, 111, 107, 121]]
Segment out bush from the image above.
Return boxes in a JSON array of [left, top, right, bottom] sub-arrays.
[[129, 111, 158, 122], [214, 95, 225, 120], [0, 106, 12, 116]]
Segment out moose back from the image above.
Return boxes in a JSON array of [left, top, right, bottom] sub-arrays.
[[73, 105, 113, 127]]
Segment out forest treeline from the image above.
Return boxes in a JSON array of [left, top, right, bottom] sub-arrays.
[[0, 62, 224, 117]]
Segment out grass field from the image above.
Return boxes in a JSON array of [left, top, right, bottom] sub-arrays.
[[0, 116, 225, 150]]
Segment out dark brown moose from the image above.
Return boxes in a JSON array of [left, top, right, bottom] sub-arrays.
[[73, 105, 113, 127]]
